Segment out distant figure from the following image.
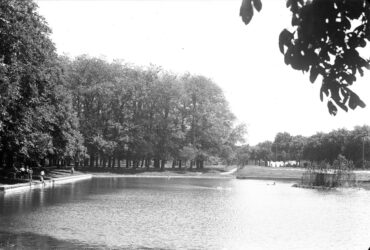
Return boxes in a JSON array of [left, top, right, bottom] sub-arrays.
[[20, 166, 25, 179], [40, 170, 45, 184], [28, 168, 33, 182], [70, 166, 74, 175]]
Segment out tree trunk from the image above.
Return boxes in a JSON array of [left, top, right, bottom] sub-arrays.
[[95, 154, 99, 167], [145, 159, 150, 169], [0, 152, 3, 168], [103, 157, 107, 168], [160, 160, 165, 171], [132, 160, 137, 169], [41, 159, 46, 167], [6, 152, 13, 168], [154, 159, 160, 169], [108, 157, 111, 168], [199, 160, 204, 169], [90, 154, 94, 168]]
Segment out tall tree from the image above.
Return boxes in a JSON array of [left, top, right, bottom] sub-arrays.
[[0, 0, 83, 168], [290, 135, 306, 165], [273, 132, 292, 162], [182, 74, 236, 168]]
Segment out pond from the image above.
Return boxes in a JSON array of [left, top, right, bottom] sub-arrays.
[[0, 177, 369, 249]]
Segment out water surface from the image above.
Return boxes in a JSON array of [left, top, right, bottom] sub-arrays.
[[0, 177, 369, 249]]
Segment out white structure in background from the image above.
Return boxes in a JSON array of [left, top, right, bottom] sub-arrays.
[[268, 161, 297, 168]]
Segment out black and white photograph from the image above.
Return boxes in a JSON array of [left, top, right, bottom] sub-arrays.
[[1, 0, 370, 249]]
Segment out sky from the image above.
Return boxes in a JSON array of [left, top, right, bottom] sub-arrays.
[[36, 0, 370, 145]]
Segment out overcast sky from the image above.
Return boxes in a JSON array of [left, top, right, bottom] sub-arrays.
[[36, 0, 370, 145]]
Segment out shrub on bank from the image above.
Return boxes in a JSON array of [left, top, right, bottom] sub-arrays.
[[300, 155, 357, 188]]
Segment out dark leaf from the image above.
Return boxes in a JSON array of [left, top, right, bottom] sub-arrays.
[[345, 0, 364, 19], [320, 83, 330, 102], [240, 0, 254, 25], [292, 15, 300, 26], [309, 66, 319, 83], [252, 0, 262, 12], [286, 0, 292, 8], [279, 29, 292, 54], [349, 92, 366, 110], [327, 101, 338, 116], [359, 67, 364, 76], [336, 101, 348, 112]]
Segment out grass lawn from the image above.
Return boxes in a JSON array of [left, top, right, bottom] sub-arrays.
[[236, 165, 305, 180], [236, 165, 370, 182]]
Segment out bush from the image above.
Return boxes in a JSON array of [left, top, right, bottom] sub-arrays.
[[300, 155, 356, 188]]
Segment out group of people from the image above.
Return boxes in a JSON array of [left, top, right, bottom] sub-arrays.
[[11, 166, 45, 184], [11, 166, 32, 180]]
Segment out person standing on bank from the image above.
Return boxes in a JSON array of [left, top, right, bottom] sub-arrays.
[[20, 165, 25, 179], [40, 170, 45, 185], [28, 167, 33, 183]]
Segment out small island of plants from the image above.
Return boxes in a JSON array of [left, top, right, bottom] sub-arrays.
[[296, 155, 357, 189]]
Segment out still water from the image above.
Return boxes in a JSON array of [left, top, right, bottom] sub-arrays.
[[0, 177, 370, 250]]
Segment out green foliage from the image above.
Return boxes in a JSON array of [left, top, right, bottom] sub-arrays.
[[0, 0, 243, 169], [238, 125, 370, 169], [241, 0, 370, 115], [235, 145, 251, 166], [61, 56, 242, 168], [0, 0, 84, 167]]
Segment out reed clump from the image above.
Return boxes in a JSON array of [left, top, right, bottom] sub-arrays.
[[300, 155, 356, 188]]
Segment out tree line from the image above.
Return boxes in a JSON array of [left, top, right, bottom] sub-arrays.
[[235, 126, 370, 169], [0, 0, 245, 170], [61, 56, 246, 170]]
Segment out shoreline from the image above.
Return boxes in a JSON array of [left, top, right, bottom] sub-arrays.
[[236, 165, 370, 181], [0, 167, 236, 193], [91, 173, 234, 179], [0, 174, 92, 193], [3, 165, 370, 193], [236, 176, 298, 181]]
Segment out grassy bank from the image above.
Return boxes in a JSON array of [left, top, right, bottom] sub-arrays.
[[236, 165, 305, 181], [236, 165, 370, 183]]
